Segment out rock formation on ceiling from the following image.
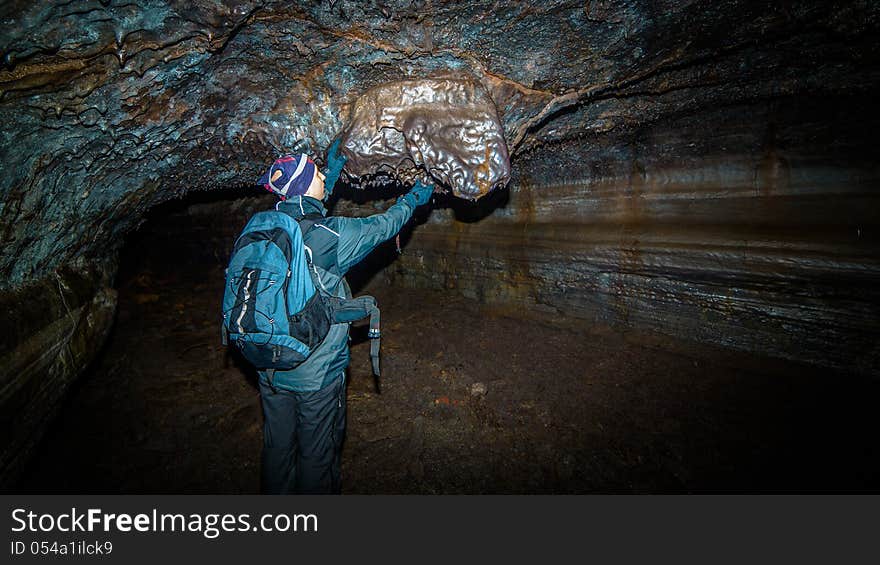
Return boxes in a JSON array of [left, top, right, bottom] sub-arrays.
[[339, 77, 511, 198], [1, 1, 879, 486]]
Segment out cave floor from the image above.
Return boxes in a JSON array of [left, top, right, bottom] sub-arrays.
[[20, 262, 880, 494]]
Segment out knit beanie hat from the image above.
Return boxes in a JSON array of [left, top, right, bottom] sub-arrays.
[[257, 153, 317, 200]]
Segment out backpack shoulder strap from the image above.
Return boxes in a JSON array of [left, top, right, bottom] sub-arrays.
[[296, 212, 325, 237], [231, 211, 302, 265], [274, 206, 323, 236]]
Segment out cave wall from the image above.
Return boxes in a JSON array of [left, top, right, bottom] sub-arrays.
[[383, 91, 880, 374], [0, 265, 115, 486], [1, 1, 879, 486]]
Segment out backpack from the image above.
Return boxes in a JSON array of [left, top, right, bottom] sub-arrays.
[[221, 210, 382, 382]]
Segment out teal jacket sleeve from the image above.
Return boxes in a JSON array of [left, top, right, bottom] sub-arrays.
[[333, 199, 416, 274]]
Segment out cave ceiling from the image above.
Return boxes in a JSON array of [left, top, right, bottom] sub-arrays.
[[0, 0, 878, 287]]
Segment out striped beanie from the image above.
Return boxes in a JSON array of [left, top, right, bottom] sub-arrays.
[[257, 153, 317, 200]]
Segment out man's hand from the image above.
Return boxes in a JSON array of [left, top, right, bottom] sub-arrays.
[[400, 179, 434, 208], [323, 138, 347, 199]]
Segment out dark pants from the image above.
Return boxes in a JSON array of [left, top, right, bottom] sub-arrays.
[[259, 375, 346, 494]]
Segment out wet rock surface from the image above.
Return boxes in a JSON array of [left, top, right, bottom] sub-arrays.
[[340, 78, 510, 198]]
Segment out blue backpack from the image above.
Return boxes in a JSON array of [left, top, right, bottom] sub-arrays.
[[221, 211, 332, 378]]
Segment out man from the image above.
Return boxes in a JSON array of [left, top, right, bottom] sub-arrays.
[[254, 141, 434, 494]]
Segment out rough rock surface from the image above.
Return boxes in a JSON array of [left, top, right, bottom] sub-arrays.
[[2, 0, 876, 287], [1, 1, 879, 487]]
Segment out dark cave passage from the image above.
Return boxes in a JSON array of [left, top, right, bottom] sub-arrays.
[[16, 191, 880, 494], [2, 1, 880, 495]]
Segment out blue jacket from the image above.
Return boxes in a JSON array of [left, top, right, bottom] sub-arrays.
[[259, 194, 416, 392]]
